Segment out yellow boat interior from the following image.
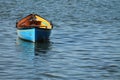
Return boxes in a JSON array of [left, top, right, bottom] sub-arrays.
[[16, 14, 52, 29]]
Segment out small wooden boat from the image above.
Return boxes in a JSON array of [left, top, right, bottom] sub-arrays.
[[16, 14, 53, 42]]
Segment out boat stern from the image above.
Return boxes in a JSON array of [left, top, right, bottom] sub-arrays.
[[17, 28, 51, 42]]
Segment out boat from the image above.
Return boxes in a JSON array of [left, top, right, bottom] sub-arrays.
[[16, 14, 53, 42]]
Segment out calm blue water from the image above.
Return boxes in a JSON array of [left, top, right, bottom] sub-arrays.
[[0, 0, 120, 80]]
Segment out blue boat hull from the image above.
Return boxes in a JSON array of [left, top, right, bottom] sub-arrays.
[[17, 28, 51, 42]]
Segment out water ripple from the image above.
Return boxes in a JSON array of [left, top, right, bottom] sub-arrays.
[[0, 0, 120, 80]]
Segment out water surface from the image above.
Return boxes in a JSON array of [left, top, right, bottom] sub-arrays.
[[0, 0, 120, 80]]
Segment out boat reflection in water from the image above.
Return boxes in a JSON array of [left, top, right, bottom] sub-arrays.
[[16, 38, 52, 60]]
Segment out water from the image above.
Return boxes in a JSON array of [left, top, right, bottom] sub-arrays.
[[0, 0, 120, 80]]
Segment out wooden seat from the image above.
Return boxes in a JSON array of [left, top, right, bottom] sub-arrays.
[[30, 21, 41, 25]]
